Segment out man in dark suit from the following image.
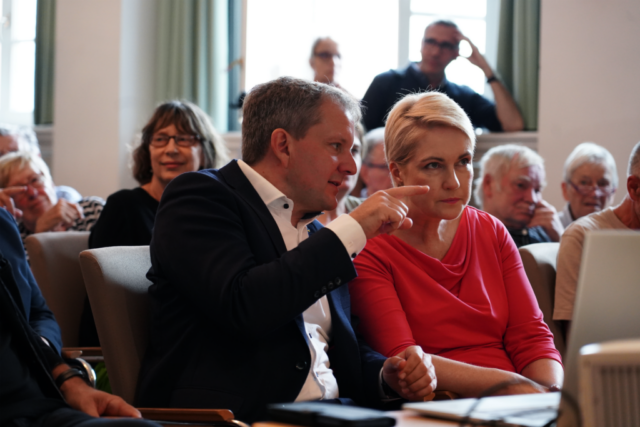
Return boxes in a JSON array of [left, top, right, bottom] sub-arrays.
[[0, 207, 158, 427], [137, 77, 436, 422]]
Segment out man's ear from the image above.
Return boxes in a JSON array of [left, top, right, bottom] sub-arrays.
[[482, 174, 494, 199], [627, 175, 640, 202], [270, 128, 292, 167]]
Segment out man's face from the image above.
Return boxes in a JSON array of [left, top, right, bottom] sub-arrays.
[[310, 38, 341, 84], [360, 143, 393, 196], [485, 164, 545, 229], [0, 135, 19, 157], [420, 24, 460, 75], [286, 100, 357, 213]]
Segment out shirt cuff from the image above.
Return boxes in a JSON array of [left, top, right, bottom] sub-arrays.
[[378, 368, 402, 401], [325, 214, 367, 259]]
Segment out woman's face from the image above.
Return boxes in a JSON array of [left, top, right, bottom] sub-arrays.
[[149, 123, 204, 187], [6, 164, 57, 225], [562, 162, 615, 220], [390, 126, 473, 221]]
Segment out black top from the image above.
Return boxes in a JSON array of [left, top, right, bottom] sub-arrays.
[[80, 187, 159, 346], [361, 63, 503, 132], [89, 187, 159, 249], [508, 226, 552, 248]]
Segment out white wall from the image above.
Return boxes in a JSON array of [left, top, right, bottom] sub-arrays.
[[53, 0, 157, 199], [538, 0, 640, 209]]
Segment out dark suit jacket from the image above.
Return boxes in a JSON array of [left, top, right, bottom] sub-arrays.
[[0, 208, 62, 353], [136, 161, 387, 422]]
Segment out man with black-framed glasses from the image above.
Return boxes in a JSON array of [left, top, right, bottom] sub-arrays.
[[361, 20, 523, 133]]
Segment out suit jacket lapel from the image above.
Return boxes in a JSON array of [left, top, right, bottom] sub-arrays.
[[219, 161, 287, 255]]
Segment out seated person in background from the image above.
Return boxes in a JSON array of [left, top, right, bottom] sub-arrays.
[[475, 144, 564, 247], [80, 100, 229, 346], [137, 77, 436, 422], [558, 142, 618, 228], [1, 207, 62, 354], [0, 124, 82, 203], [349, 92, 563, 397], [361, 20, 523, 132], [309, 37, 342, 87], [0, 151, 103, 251], [89, 100, 229, 249], [0, 207, 159, 427], [359, 127, 393, 198], [554, 142, 640, 335], [317, 122, 365, 224]]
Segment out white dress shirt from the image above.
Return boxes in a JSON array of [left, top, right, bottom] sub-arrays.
[[237, 160, 366, 401]]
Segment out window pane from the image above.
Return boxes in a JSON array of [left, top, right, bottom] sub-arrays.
[[246, 0, 398, 99], [12, 0, 37, 41], [411, 0, 486, 18], [9, 41, 35, 112]]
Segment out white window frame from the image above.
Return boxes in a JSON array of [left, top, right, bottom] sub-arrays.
[[0, 0, 36, 125]]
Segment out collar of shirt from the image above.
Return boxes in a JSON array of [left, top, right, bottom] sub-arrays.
[[410, 62, 448, 89], [237, 160, 319, 228]]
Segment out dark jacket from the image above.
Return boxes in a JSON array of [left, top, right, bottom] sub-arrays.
[[136, 161, 387, 422]]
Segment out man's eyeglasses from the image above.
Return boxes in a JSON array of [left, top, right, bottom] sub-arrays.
[[314, 51, 341, 61], [568, 180, 616, 197], [364, 162, 389, 170], [423, 38, 458, 52], [150, 134, 201, 148]]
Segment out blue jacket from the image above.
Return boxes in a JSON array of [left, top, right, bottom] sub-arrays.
[[136, 161, 388, 422], [0, 208, 62, 353]]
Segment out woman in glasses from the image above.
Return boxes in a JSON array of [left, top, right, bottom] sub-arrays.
[[81, 100, 229, 345], [558, 142, 618, 227], [0, 151, 104, 253]]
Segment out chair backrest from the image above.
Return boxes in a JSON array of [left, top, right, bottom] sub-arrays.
[[518, 242, 566, 358], [25, 231, 90, 347], [79, 246, 152, 404]]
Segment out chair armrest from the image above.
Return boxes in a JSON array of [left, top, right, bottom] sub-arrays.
[[138, 408, 235, 423]]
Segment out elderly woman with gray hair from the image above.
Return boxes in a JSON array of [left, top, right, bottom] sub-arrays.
[[558, 142, 618, 228]]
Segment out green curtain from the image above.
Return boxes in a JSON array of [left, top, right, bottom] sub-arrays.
[[496, 0, 540, 130], [34, 0, 56, 125], [156, 0, 229, 132]]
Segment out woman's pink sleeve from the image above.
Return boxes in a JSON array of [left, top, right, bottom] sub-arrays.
[[497, 223, 563, 371], [349, 242, 417, 357]]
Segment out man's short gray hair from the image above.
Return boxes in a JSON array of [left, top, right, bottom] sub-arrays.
[[474, 144, 545, 207], [563, 142, 618, 188], [0, 124, 40, 155], [362, 127, 385, 163], [629, 141, 640, 177], [241, 77, 361, 165]]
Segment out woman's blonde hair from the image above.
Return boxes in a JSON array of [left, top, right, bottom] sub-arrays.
[[0, 150, 52, 188], [384, 92, 475, 168]]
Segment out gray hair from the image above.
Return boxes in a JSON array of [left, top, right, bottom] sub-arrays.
[[0, 124, 40, 155], [474, 144, 545, 207], [629, 141, 640, 177], [241, 77, 361, 165], [362, 127, 385, 163], [563, 142, 618, 188]]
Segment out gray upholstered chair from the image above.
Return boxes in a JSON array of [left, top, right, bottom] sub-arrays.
[[79, 246, 242, 425], [518, 242, 566, 359], [25, 231, 93, 348]]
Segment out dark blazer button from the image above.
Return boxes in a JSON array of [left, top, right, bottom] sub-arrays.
[[314, 291, 321, 299], [327, 283, 335, 291], [321, 286, 328, 294], [296, 361, 308, 370], [334, 277, 341, 286]]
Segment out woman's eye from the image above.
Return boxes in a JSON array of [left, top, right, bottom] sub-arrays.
[[425, 162, 440, 169], [459, 158, 471, 166]]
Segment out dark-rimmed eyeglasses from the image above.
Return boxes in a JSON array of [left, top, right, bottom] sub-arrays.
[[423, 38, 458, 52], [11, 175, 47, 201], [568, 180, 616, 197], [314, 51, 341, 61], [150, 134, 201, 148]]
